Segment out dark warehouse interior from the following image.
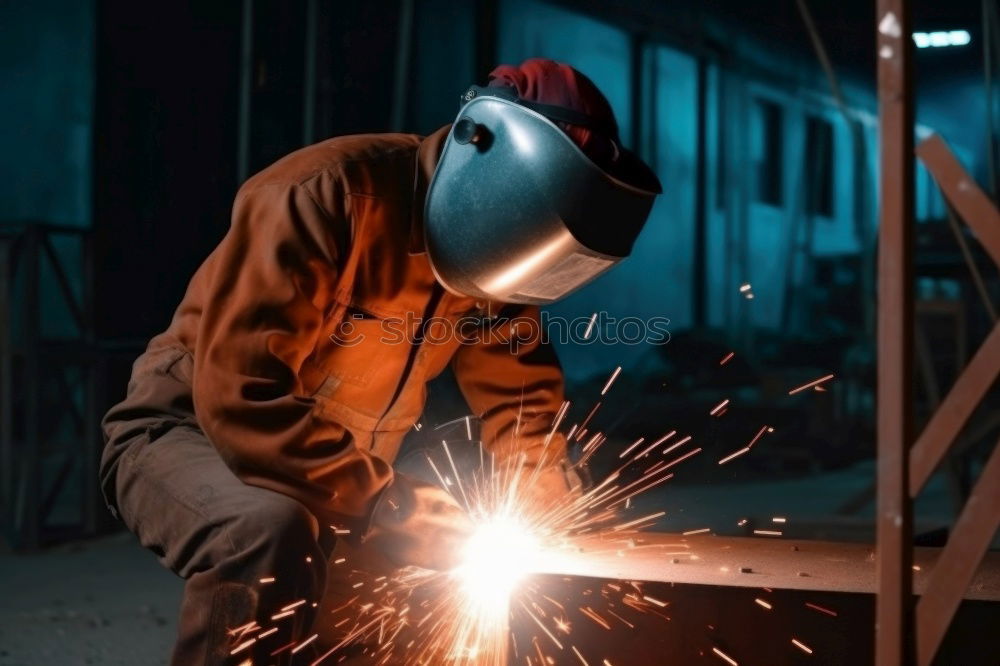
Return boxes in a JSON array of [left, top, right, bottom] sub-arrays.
[[1, 0, 999, 664]]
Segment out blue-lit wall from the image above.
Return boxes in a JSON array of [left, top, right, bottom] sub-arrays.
[[0, 0, 95, 229], [0, 0, 94, 341], [3, 0, 983, 367], [493, 0, 979, 384], [497, 0, 700, 382]]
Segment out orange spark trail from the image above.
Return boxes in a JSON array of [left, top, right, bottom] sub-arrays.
[[712, 646, 739, 665], [518, 600, 564, 650], [619, 437, 645, 458], [717, 447, 750, 465], [612, 511, 666, 531], [662, 435, 692, 455], [788, 373, 834, 395], [805, 602, 838, 617], [791, 638, 813, 654], [601, 366, 622, 395]]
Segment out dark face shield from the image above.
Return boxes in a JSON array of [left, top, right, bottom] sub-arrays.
[[424, 88, 663, 305]]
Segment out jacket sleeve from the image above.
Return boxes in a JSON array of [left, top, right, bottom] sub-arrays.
[[192, 181, 392, 525], [450, 304, 568, 468]]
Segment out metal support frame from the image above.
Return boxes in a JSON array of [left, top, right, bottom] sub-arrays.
[[0, 224, 100, 550], [875, 6, 1000, 655], [908, 134, 1000, 665], [875, 2, 914, 665]]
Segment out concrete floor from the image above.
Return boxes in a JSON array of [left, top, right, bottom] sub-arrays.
[[0, 531, 181, 666]]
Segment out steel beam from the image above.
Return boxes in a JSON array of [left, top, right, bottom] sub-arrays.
[[551, 533, 1000, 601], [909, 321, 1000, 495], [917, 134, 1000, 268], [875, 1, 915, 664], [916, 441, 1000, 664]]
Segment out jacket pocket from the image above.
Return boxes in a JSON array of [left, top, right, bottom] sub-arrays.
[[301, 300, 392, 394]]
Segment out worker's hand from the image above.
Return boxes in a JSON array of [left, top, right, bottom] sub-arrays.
[[367, 472, 473, 571], [517, 462, 586, 516]]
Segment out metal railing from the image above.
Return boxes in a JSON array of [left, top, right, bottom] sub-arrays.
[[0, 223, 102, 549]]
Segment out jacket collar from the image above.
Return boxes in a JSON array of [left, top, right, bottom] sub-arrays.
[[408, 124, 451, 255]]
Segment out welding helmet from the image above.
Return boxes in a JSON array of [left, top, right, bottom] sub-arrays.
[[423, 84, 662, 305]]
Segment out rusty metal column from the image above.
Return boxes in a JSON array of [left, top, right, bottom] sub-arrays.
[[875, 2, 914, 665]]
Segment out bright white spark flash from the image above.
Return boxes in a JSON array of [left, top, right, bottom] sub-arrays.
[[453, 514, 543, 617]]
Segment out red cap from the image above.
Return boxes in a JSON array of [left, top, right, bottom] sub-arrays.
[[488, 58, 620, 168]]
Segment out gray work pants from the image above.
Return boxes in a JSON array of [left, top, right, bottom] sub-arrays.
[[100, 346, 376, 665]]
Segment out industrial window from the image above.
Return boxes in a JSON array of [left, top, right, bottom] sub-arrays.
[[805, 115, 834, 217], [754, 99, 784, 206]]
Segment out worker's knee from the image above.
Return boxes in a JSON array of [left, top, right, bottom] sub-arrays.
[[227, 493, 320, 559]]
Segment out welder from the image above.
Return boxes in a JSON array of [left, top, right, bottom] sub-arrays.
[[99, 58, 660, 665]]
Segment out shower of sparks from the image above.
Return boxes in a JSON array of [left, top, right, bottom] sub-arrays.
[[232, 359, 834, 664], [292, 364, 718, 664], [719, 351, 735, 365], [583, 313, 598, 339], [788, 373, 835, 395]]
